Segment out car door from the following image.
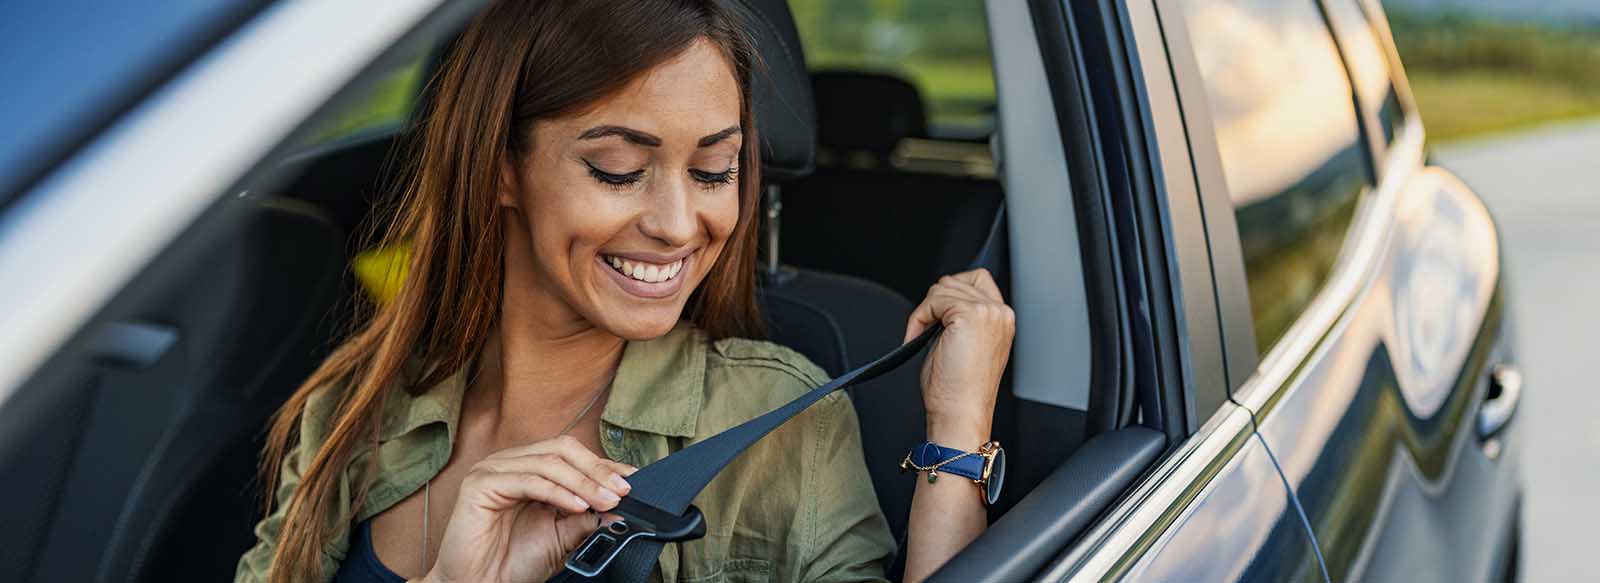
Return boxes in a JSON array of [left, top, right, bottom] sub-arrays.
[[1166, 0, 1524, 581], [983, 0, 1329, 579], [0, 2, 464, 581]]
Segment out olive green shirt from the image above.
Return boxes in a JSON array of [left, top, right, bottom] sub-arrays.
[[236, 322, 895, 582]]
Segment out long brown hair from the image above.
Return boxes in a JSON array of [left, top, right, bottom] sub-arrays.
[[261, 2, 763, 580]]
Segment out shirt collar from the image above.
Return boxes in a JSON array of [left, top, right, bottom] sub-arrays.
[[379, 321, 706, 442], [601, 321, 706, 438], [379, 357, 469, 442]]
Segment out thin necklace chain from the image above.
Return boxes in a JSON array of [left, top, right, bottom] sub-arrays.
[[420, 383, 610, 574]]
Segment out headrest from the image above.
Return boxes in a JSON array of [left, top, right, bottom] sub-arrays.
[[730, 0, 817, 182], [812, 71, 928, 155]]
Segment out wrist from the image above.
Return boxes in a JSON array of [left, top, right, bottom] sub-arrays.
[[925, 413, 991, 451]]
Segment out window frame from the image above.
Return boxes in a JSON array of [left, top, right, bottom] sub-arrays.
[[1319, 0, 1405, 181]]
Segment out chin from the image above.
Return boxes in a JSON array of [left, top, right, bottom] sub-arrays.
[[601, 308, 686, 341]]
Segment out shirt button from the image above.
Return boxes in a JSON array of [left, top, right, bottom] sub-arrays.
[[606, 427, 624, 442]]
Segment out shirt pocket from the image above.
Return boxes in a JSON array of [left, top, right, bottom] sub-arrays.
[[678, 558, 773, 583]]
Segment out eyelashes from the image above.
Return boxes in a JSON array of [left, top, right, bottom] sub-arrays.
[[583, 159, 737, 190], [690, 167, 739, 187], [584, 160, 644, 187]]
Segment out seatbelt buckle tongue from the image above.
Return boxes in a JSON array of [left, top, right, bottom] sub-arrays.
[[562, 498, 706, 578]]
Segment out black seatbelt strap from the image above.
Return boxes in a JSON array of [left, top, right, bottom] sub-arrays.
[[549, 325, 942, 582], [551, 207, 1005, 582]]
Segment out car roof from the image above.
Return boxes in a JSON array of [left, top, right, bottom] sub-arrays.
[[0, 0, 265, 208]]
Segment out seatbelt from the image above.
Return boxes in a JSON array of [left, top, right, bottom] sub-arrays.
[[549, 324, 941, 582], [552, 207, 1006, 582]]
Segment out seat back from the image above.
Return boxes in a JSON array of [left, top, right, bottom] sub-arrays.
[[759, 269, 925, 548], [737, 2, 1001, 567]]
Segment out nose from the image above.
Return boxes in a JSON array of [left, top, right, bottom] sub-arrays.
[[637, 175, 697, 247]]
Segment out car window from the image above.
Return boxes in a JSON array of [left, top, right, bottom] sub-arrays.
[[308, 60, 424, 144], [1323, 0, 1408, 148], [789, 0, 995, 139], [1180, 0, 1373, 356]]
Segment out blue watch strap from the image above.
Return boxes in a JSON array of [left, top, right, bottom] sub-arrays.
[[908, 442, 986, 481]]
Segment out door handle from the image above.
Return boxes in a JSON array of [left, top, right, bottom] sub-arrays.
[[1477, 364, 1522, 440]]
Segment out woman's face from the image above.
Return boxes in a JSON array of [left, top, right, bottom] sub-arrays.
[[501, 38, 743, 340]]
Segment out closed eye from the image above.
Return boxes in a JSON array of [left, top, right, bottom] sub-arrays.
[[584, 159, 644, 188], [690, 167, 738, 188]]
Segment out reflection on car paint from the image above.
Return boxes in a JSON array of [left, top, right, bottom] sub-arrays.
[[1248, 167, 1514, 582], [1128, 431, 1326, 582]]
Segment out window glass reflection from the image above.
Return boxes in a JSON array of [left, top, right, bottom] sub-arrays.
[[1182, 0, 1373, 355], [1324, 0, 1408, 147]]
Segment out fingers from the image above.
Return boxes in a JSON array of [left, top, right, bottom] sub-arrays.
[[906, 269, 1009, 342], [554, 511, 604, 552], [481, 455, 623, 511], [486, 435, 634, 497], [602, 459, 638, 478], [463, 436, 640, 515], [458, 469, 592, 514], [958, 268, 1005, 302]]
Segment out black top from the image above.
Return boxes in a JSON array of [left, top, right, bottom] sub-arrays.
[[333, 519, 406, 583]]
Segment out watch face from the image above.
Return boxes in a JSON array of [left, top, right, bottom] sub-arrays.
[[985, 446, 1006, 506]]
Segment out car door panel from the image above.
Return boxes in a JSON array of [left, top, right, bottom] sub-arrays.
[[1246, 167, 1517, 583], [933, 426, 1166, 580], [1126, 428, 1325, 582], [1041, 406, 1325, 581]]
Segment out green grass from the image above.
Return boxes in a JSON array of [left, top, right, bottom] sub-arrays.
[[1408, 70, 1600, 142], [1390, 12, 1600, 142]]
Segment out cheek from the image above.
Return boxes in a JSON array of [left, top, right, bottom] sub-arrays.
[[706, 190, 741, 243], [524, 185, 625, 269]]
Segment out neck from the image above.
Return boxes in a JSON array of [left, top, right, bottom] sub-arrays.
[[464, 207, 630, 441], [467, 301, 626, 442]]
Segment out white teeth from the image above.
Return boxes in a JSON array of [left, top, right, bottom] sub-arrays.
[[605, 255, 686, 284]]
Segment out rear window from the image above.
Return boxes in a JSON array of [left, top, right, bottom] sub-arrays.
[[790, 0, 995, 139]]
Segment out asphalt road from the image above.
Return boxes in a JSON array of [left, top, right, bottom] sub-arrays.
[[1436, 118, 1600, 582]]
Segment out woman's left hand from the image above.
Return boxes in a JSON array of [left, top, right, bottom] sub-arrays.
[[904, 268, 1015, 447]]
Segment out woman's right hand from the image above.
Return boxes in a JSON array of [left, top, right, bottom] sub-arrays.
[[419, 435, 636, 583]]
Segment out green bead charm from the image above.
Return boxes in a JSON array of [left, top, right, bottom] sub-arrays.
[[927, 471, 939, 483]]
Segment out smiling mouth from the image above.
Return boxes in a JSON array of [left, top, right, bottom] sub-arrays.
[[602, 254, 686, 284]]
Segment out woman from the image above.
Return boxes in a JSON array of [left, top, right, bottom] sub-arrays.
[[236, 1, 1013, 581]]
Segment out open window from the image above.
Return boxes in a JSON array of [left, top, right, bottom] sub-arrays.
[[782, 0, 1174, 579]]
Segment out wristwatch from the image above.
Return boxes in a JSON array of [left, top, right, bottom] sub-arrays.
[[900, 440, 1007, 506]]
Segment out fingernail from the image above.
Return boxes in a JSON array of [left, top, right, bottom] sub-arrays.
[[622, 465, 639, 476], [571, 495, 589, 510], [608, 474, 632, 492], [599, 489, 620, 504]]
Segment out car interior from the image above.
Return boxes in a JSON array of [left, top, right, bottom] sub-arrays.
[[0, 1, 1155, 581]]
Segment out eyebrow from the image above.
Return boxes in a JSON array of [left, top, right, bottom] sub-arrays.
[[575, 125, 741, 148], [697, 126, 742, 147]]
